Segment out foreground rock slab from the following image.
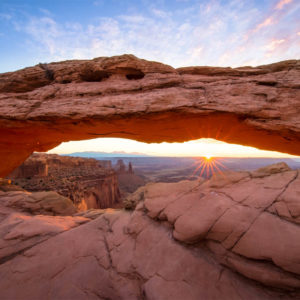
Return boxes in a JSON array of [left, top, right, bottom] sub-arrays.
[[0, 163, 299, 299], [0, 55, 300, 176], [0, 190, 77, 216]]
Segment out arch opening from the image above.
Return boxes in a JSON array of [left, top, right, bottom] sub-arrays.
[[1, 110, 299, 178], [5, 136, 299, 212]]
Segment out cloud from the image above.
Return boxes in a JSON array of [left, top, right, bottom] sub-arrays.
[[264, 38, 285, 51], [254, 17, 274, 32], [275, 0, 293, 10], [151, 8, 171, 18], [0, 13, 12, 20], [2, 0, 300, 70], [93, 0, 104, 6]]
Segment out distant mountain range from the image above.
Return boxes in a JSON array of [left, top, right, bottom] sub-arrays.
[[64, 151, 300, 161], [64, 151, 153, 158]]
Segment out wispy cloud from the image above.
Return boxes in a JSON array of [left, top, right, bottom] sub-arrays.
[[1, 0, 300, 70], [264, 39, 286, 51], [0, 13, 11, 20], [275, 0, 293, 10], [254, 17, 274, 32]]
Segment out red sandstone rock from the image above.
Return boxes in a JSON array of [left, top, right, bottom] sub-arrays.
[[0, 163, 299, 299], [8, 153, 120, 210], [0, 55, 299, 177], [142, 164, 300, 292], [0, 190, 77, 216]]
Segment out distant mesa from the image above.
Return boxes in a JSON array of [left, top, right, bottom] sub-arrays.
[[114, 159, 134, 174]]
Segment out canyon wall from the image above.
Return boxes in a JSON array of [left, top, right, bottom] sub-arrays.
[[8, 153, 120, 210], [0, 55, 299, 177]]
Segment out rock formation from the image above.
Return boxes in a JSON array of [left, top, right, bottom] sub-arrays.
[[0, 54, 299, 299], [0, 55, 299, 177], [114, 159, 146, 197], [0, 163, 299, 299], [115, 160, 134, 174], [128, 162, 133, 174], [8, 153, 120, 210], [115, 159, 127, 173], [98, 160, 112, 169]]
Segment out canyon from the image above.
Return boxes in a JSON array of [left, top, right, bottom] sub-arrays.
[[0, 55, 300, 299], [8, 153, 120, 210], [0, 163, 299, 299]]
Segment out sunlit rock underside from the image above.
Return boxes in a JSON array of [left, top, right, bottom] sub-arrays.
[[0, 163, 299, 299], [0, 55, 299, 176]]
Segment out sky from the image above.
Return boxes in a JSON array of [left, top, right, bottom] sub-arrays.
[[48, 138, 298, 158], [1, 0, 299, 157]]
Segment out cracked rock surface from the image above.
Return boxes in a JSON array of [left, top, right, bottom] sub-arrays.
[[0, 55, 300, 177], [0, 163, 299, 299]]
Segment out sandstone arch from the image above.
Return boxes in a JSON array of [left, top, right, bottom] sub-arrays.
[[0, 55, 299, 177]]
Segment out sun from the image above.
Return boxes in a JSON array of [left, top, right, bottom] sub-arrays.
[[190, 156, 227, 178]]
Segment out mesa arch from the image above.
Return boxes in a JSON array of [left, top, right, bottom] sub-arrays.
[[0, 54, 299, 177]]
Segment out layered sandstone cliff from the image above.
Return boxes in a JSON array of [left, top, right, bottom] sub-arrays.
[[8, 153, 120, 210], [0, 55, 299, 177], [0, 163, 299, 299]]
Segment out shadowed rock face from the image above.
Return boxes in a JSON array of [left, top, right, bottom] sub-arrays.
[[0, 163, 299, 299], [0, 54, 299, 176]]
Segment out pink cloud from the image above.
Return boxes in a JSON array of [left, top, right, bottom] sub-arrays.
[[254, 17, 274, 32], [275, 0, 293, 10], [264, 39, 285, 52]]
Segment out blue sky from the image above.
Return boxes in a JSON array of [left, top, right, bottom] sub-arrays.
[[1, 0, 299, 157], [1, 0, 299, 72]]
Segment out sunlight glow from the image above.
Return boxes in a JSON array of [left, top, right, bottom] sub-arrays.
[[191, 157, 227, 178], [48, 137, 298, 158]]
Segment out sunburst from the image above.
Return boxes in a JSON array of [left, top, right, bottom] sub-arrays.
[[191, 156, 227, 178]]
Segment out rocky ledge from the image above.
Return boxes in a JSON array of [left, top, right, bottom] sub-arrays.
[[0, 162, 299, 299]]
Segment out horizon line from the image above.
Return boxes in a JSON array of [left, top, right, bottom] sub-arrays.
[[48, 153, 299, 159]]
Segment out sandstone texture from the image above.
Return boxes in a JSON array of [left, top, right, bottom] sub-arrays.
[[0, 163, 299, 299], [0, 190, 77, 216], [0, 55, 299, 177], [8, 153, 120, 210]]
